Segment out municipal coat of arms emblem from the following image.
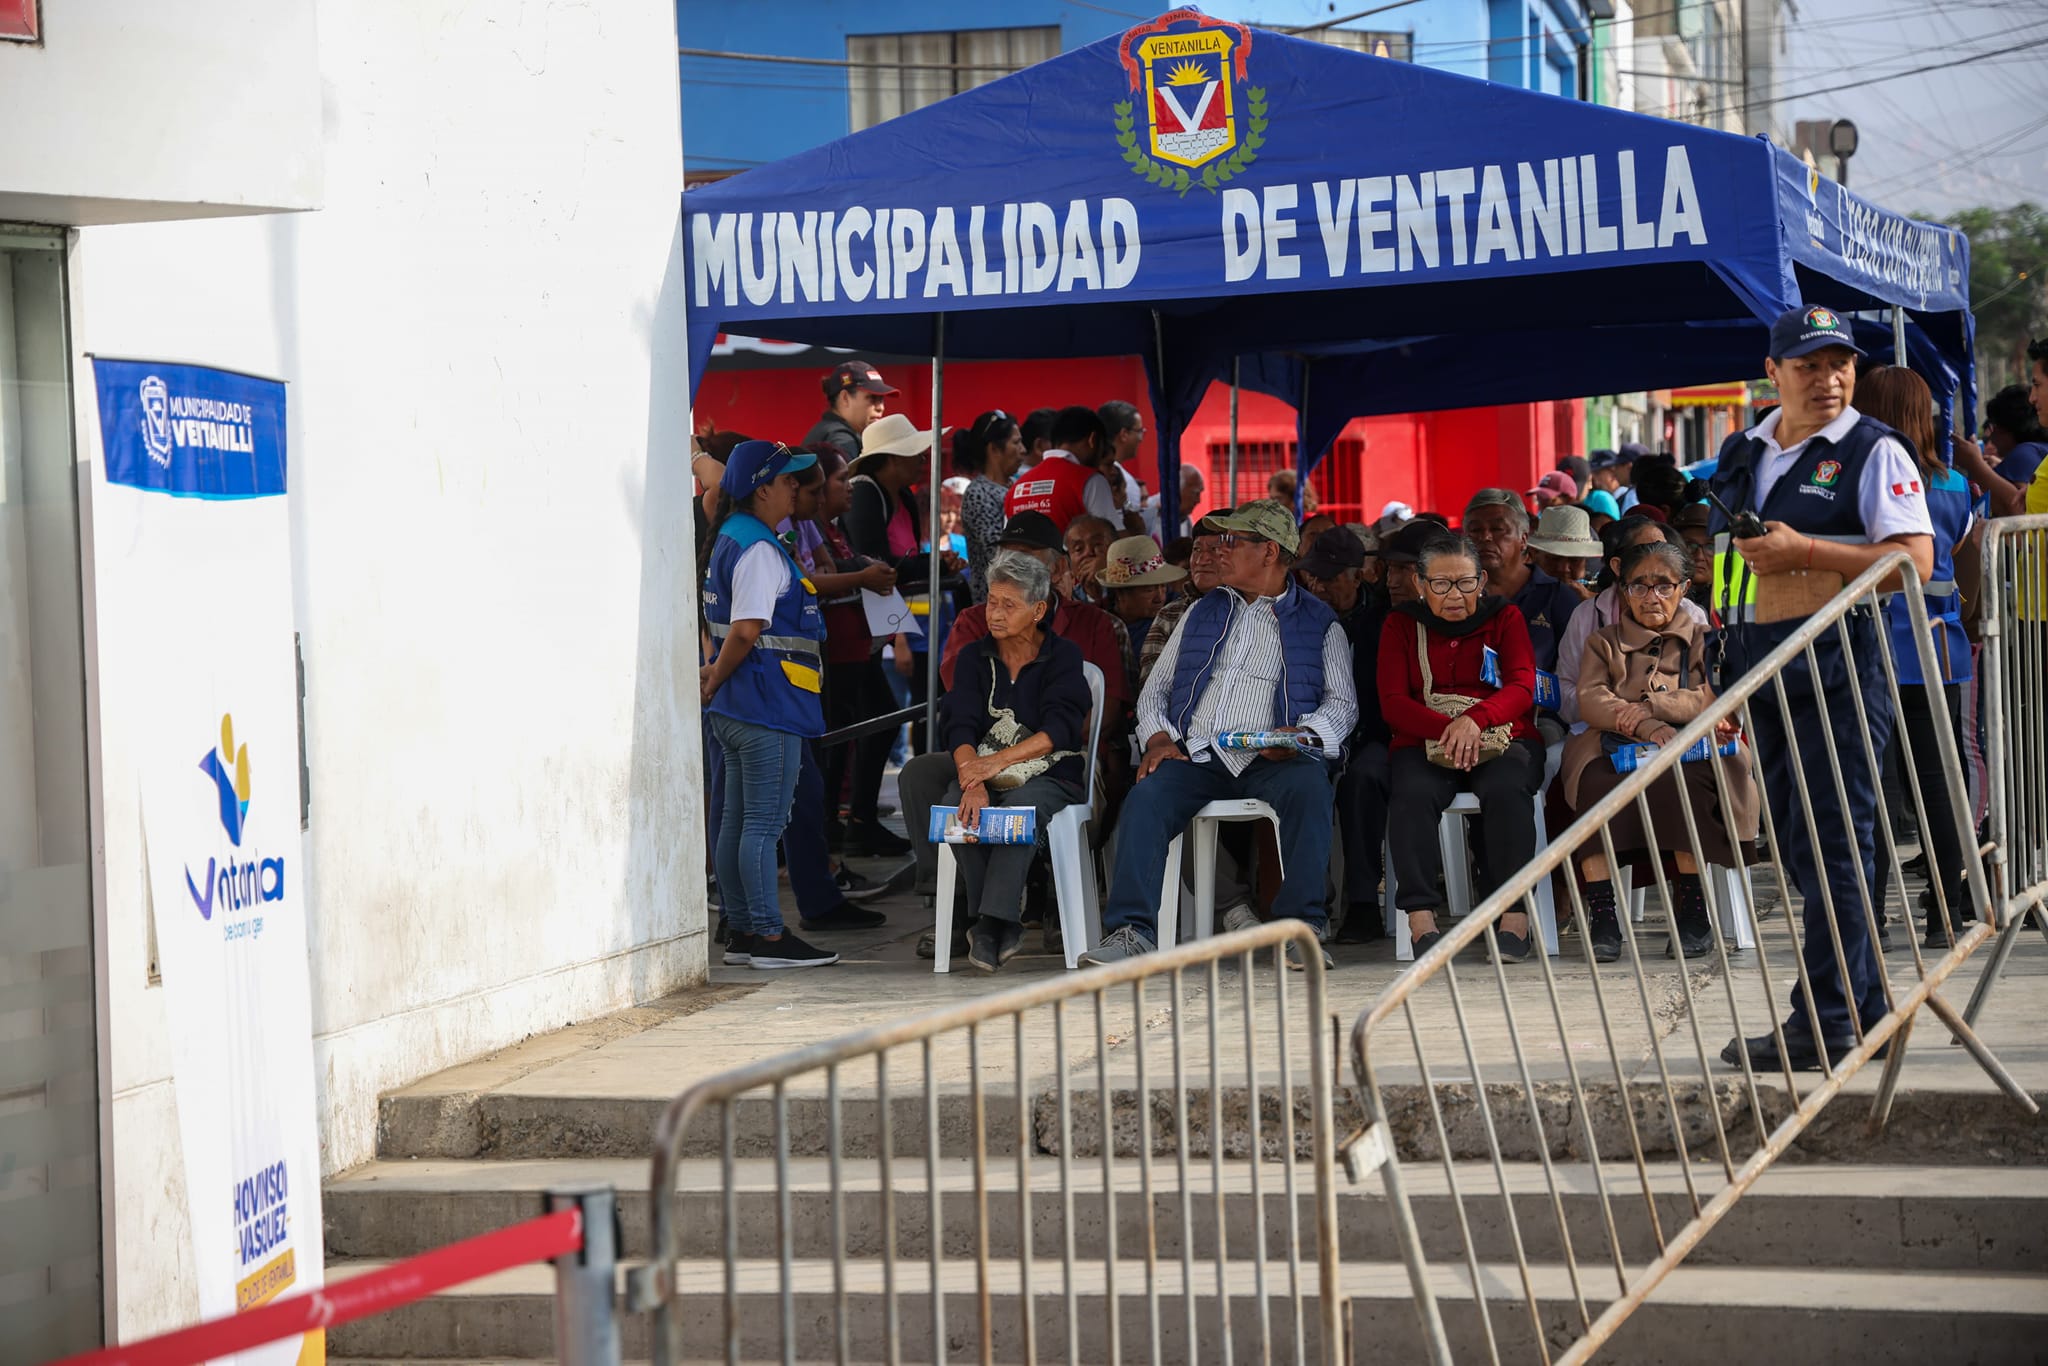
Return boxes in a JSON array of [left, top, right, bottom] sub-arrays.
[[1114, 8, 1266, 196]]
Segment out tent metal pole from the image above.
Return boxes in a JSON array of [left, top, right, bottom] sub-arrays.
[[927, 315, 945, 751], [1228, 357, 1240, 506], [1297, 361, 1311, 519], [1892, 304, 1908, 365]]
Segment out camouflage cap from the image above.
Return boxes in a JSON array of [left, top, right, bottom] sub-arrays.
[[1203, 498, 1301, 555]]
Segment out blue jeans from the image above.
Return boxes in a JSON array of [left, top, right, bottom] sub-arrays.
[[712, 714, 803, 938], [1103, 753, 1335, 938]]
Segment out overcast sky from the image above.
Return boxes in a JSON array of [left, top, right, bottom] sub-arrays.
[[1772, 0, 2047, 217]]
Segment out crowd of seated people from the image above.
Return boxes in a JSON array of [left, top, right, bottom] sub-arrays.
[[697, 353, 1980, 980]]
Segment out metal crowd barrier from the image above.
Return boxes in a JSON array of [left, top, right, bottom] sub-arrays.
[[1964, 514, 2048, 1026], [625, 919, 1344, 1365], [1345, 553, 2037, 1365]]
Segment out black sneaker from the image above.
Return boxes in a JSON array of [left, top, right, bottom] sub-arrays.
[[844, 819, 912, 857], [750, 931, 840, 969], [800, 902, 888, 931], [832, 864, 892, 903], [968, 918, 1024, 972], [1493, 927, 1531, 964], [721, 933, 753, 966]]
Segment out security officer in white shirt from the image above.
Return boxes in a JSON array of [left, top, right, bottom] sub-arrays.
[[1711, 305, 1934, 1073]]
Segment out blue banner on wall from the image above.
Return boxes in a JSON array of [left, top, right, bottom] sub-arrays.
[[92, 357, 287, 500]]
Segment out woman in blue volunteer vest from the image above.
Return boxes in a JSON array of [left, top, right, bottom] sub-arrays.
[[700, 440, 838, 971], [1859, 365, 1976, 949], [1709, 306, 1935, 1073]]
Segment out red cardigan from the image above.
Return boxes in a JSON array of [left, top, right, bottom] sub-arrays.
[[1377, 604, 1539, 751]]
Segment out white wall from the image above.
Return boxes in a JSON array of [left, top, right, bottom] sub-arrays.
[[66, 1, 702, 1338], [0, 0, 321, 224]]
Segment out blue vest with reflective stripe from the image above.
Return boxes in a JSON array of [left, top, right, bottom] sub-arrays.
[[704, 514, 826, 737], [1709, 412, 1899, 540], [1166, 583, 1335, 741], [1708, 413, 1899, 634], [1887, 465, 1971, 685]]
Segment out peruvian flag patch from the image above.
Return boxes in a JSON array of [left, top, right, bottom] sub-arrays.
[[1890, 480, 1922, 497]]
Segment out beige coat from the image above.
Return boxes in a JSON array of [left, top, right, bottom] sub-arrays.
[[1560, 609, 1760, 840]]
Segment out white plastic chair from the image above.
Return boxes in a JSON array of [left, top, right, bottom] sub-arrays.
[[1387, 790, 1559, 962], [1619, 864, 1756, 950], [934, 662, 1105, 973], [1155, 798, 1283, 951]]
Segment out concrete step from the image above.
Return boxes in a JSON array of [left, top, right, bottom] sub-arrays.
[[322, 1256, 2048, 1363], [325, 1156, 2048, 1273], [376, 1076, 2048, 1167]]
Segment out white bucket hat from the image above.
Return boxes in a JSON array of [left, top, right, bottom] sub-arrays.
[[1526, 504, 1605, 557]]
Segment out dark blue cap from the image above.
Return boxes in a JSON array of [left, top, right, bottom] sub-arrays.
[[719, 440, 817, 497], [1769, 304, 1863, 360]]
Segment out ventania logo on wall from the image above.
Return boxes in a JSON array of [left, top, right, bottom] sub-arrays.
[[187, 713, 285, 937], [1115, 8, 1265, 197]]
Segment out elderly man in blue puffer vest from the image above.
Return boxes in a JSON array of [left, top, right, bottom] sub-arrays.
[[1080, 499, 1358, 970]]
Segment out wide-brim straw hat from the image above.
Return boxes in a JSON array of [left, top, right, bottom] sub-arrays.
[[859, 412, 950, 459], [1097, 535, 1189, 588]]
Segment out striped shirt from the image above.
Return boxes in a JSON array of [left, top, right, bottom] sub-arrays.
[[1137, 586, 1359, 774]]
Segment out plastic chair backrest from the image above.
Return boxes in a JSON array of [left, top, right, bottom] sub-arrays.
[[1080, 662, 1105, 809]]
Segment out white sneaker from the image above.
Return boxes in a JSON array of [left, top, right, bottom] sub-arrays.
[[1221, 901, 1261, 935], [1078, 925, 1156, 966]]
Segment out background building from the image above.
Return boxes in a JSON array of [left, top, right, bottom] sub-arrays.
[[679, 0, 1625, 515], [1, 1, 697, 1349]]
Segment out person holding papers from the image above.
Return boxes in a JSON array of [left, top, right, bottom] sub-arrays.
[[935, 552, 1091, 973]]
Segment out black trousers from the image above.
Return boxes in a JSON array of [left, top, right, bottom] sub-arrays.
[[823, 656, 894, 826], [1336, 740, 1391, 912], [1388, 739, 1544, 913], [1876, 680, 1969, 929]]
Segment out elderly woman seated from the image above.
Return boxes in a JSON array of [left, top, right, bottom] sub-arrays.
[[936, 550, 1093, 973], [1561, 540, 1759, 962], [1379, 534, 1546, 961]]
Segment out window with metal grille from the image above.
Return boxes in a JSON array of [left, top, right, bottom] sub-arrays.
[[847, 27, 1060, 131], [1300, 27, 1413, 62], [1202, 437, 1371, 525]]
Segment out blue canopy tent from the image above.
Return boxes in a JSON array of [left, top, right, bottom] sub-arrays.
[[680, 7, 1972, 719], [682, 7, 1970, 530], [1230, 143, 1974, 488]]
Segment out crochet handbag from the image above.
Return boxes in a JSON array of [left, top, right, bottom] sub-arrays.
[[976, 666, 1078, 791], [1417, 621, 1515, 769]]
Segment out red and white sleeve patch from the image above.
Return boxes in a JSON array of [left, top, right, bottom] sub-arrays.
[[1890, 480, 1922, 497]]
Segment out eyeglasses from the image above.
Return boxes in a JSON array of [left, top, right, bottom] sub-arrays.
[[1218, 533, 1268, 549], [1424, 576, 1482, 594], [1624, 580, 1683, 600]]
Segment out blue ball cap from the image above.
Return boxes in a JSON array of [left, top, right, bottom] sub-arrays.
[[1769, 304, 1863, 360], [719, 439, 817, 497]]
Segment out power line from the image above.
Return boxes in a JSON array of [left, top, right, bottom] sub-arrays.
[[1697, 30, 2048, 122], [1280, 0, 1427, 35]]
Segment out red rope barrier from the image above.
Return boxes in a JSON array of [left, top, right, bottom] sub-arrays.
[[55, 1206, 585, 1366]]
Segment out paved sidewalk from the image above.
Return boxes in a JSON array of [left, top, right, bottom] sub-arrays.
[[379, 811, 2048, 1169]]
